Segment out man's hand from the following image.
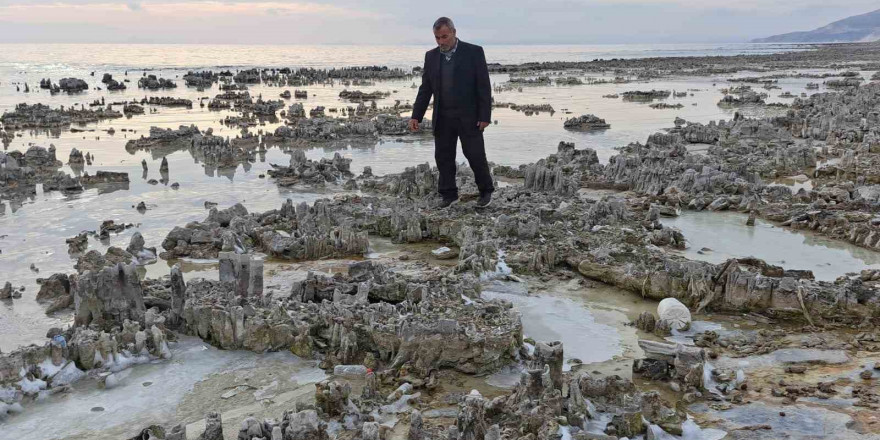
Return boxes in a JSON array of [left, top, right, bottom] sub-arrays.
[[408, 119, 420, 132], [477, 121, 490, 131]]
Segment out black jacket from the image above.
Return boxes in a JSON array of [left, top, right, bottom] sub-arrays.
[[411, 40, 492, 131]]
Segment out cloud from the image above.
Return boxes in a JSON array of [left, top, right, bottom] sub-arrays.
[[0, 1, 384, 21], [0, 0, 875, 44]]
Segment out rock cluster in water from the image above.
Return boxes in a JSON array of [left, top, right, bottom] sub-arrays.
[[5, 43, 880, 439], [563, 114, 610, 131], [0, 103, 122, 130]]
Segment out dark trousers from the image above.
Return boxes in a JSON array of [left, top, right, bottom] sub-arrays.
[[434, 114, 494, 200]]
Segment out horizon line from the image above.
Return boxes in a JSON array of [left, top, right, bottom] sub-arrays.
[[0, 41, 813, 46]]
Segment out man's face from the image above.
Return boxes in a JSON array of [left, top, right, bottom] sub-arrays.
[[434, 26, 456, 51]]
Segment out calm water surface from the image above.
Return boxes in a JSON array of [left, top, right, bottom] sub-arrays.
[[0, 43, 872, 351]]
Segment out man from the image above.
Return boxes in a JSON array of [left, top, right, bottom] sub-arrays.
[[409, 17, 494, 208]]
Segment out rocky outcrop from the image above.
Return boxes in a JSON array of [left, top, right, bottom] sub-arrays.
[[218, 252, 263, 299], [574, 243, 874, 322], [57, 78, 89, 93], [273, 117, 378, 141], [718, 87, 766, 106], [182, 260, 521, 374], [563, 114, 610, 130], [622, 90, 671, 101], [123, 103, 144, 115], [36, 273, 72, 313], [124, 125, 257, 169], [271, 113, 430, 142], [0, 103, 121, 130], [101, 73, 126, 91], [0, 146, 102, 199], [338, 90, 390, 102], [1, 322, 171, 418], [374, 114, 431, 135], [183, 71, 218, 88], [522, 142, 600, 195], [80, 171, 130, 186], [68, 148, 84, 166], [267, 151, 353, 187], [506, 103, 555, 115], [140, 97, 193, 108], [126, 232, 158, 265], [160, 200, 370, 261], [75, 247, 133, 273], [138, 75, 176, 90], [634, 340, 706, 388], [72, 263, 146, 328]]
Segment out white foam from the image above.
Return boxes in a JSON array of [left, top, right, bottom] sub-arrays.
[[1, 337, 325, 440], [680, 418, 727, 440], [0, 387, 18, 403], [51, 362, 86, 387], [103, 368, 133, 389], [431, 246, 452, 255], [37, 357, 64, 379], [558, 425, 572, 440], [16, 377, 47, 396], [494, 250, 512, 276]]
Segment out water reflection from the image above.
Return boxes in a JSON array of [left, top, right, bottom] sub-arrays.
[[2, 46, 875, 351], [662, 211, 880, 281]]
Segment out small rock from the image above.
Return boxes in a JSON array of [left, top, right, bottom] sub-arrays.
[[785, 365, 807, 374], [431, 246, 459, 260]]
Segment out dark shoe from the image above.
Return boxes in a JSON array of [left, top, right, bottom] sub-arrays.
[[475, 192, 492, 208], [436, 197, 459, 209]]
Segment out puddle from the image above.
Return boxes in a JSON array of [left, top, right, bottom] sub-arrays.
[[366, 236, 459, 267], [768, 175, 814, 193], [1, 336, 324, 440], [485, 364, 527, 389], [481, 278, 643, 372], [662, 211, 880, 281], [713, 348, 851, 372], [690, 401, 857, 440]]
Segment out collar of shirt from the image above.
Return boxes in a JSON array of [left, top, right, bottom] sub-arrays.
[[439, 38, 459, 61]]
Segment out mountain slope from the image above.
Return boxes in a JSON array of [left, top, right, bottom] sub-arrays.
[[753, 8, 880, 43]]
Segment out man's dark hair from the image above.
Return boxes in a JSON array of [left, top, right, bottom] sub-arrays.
[[433, 17, 455, 31]]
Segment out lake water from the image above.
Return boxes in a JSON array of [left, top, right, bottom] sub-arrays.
[[0, 42, 871, 352]]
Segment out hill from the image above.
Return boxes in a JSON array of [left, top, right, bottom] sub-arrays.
[[753, 8, 880, 43]]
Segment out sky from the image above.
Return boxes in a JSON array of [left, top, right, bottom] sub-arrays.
[[0, 0, 877, 45]]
